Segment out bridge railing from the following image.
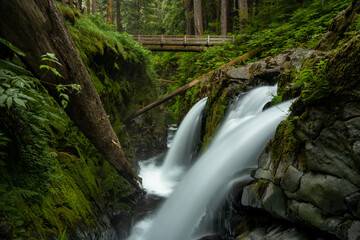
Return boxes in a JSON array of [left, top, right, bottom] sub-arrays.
[[132, 35, 234, 46]]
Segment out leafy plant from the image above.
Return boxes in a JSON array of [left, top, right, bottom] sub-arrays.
[[39, 53, 81, 108], [294, 59, 330, 102]]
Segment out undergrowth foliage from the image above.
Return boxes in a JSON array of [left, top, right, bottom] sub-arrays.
[[0, 37, 134, 238]]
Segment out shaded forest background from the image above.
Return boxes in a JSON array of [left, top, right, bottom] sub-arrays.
[[1, 0, 358, 239]]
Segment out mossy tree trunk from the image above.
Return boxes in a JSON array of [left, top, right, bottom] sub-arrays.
[[0, 0, 142, 191], [116, 0, 122, 31], [107, 0, 112, 24]]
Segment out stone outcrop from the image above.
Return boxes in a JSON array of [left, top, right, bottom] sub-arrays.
[[236, 23, 360, 240]]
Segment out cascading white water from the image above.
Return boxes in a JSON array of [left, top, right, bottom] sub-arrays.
[[138, 98, 207, 197], [134, 85, 293, 240]]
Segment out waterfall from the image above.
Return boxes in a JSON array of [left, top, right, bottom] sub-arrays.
[[138, 98, 207, 197], [127, 85, 293, 240]]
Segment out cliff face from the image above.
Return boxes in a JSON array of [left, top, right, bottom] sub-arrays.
[[192, 1, 360, 239], [236, 2, 360, 239]]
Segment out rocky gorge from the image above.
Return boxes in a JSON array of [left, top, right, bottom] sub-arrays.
[[180, 1, 360, 239]]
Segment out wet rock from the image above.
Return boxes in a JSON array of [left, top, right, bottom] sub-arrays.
[[281, 166, 304, 193], [0, 221, 13, 240], [343, 102, 360, 119], [345, 191, 360, 218], [347, 221, 360, 240], [294, 106, 329, 141], [306, 118, 360, 186], [296, 172, 359, 214], [261, 182, 288, 219], [241, 182, 268, 208], [289, 200, 323, 229]]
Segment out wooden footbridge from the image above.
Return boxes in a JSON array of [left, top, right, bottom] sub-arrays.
[[132, 35, 235, 52]]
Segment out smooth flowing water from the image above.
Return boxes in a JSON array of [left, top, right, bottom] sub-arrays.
[[128, 85, 293, 240], [139, 98, 207, 197]]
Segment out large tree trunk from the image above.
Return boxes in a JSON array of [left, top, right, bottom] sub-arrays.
[[238, 0, 248, 33], [69, 0, 74, 8], [92, 0, 96, 14], [194, 0, 203, 35], [186, 0, 194, 35], [76, 0, 82, 10], [116, 0, 123, 31], [86, 0, 91, 13], [0, 0, 142, 191], [221, 0, 228, 35], [107, 0, 112, 24]]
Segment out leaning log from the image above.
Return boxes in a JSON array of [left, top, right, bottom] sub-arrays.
[[0, 0, 142, 191], [124, 47, 262, 122]]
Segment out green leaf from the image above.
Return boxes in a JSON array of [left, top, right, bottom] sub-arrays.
[[0, 94, 7, 106], [13, 98, 27, 108], [0, 38, 26, 56], [6, 97, 13, 109], [59, 93, 69, 101]]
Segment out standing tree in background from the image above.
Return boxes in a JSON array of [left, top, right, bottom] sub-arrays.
[[92, 0, 96, 14], [194, 0, 203, 35], [87, 0, 91, 13], [238, 0, 248, 33], [107, 0, 112, 24], [221, 0, 228, 35], [69, 0, 74, 8], [186, 0, 194, 35], [62, 0, 66, 6], [77, 0, 82, 10], [116, 0, 123, 31]]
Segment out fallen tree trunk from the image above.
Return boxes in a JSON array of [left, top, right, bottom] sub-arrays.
[[124, 47, 262, 122], [0, 0, 142, 191]]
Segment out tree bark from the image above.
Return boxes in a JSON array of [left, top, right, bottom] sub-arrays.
[[238, 0, 248, 33], [76, 0, 82, 10], [221, 0, 228, 35], [124, 47, 262, 121], [92, 0, 96, 14], [107, 0, 112, 24], [86, 0, 91, 13], [69, 0, 73, 8], [61, 0, 66, 6], [194, 0, 203, 35], [186, 0, 194, 35], [0, 0, 142, 191], [116, 0, 123, 31]]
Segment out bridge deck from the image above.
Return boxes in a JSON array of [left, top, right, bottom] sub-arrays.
[[132, 35, 234, 47]]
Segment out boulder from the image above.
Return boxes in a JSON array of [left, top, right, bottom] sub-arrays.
[[295, 172, 359, 214], [280, 166, 304, 193]]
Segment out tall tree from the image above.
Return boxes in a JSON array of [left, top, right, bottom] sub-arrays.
[[186, 0, 194, 35], [92, 0, 96, 14], [87, 0, 91, 13], [238, 0, 248, 33], [107, 0, 112, 24], [69, 0, 74, 8], [116, 0, 122, 31], [0, 0, 142, 191], [221, 0, 228, 35], [62, 0, 66, 6], [194, 0, 203, 35], [77, 0, 82, 10]]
